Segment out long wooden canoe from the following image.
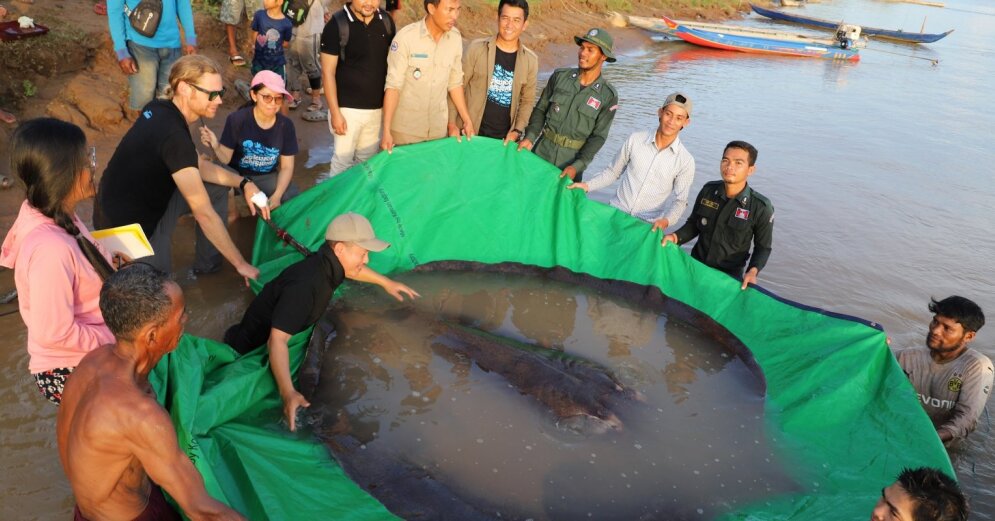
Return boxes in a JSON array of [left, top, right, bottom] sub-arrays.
[[661, 16, 861, 61], [750, 3, 953, 43]]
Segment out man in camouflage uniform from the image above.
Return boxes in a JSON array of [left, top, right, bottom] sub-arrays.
[[518, 28, 618, 181]]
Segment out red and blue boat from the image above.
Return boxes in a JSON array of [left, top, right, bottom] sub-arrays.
[[750, 3, 953, 44], [661, 16, 862, 61]]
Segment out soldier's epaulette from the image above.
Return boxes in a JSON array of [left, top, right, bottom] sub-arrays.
[[751, 191, 773, 208]]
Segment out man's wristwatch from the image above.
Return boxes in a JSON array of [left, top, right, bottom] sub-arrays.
[[239, 176, 251, 191]]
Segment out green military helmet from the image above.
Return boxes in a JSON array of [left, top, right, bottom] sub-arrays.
[[574, 28, 617, 63]]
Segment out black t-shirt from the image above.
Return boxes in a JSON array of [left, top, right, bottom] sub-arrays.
[[319, 7, 393, 110], [224, 243, 345, 354], [478, 47, 518, 139], [97, 100, 199, 237], [219, 107, 299, 178]]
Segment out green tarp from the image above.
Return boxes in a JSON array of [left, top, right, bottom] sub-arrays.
[[154, 137, 951, 520]]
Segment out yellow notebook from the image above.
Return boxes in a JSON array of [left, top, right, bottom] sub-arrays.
[[91, 224, 154, 259]]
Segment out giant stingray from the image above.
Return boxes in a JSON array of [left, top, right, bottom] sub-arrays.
[[299, 263, 798, 520]]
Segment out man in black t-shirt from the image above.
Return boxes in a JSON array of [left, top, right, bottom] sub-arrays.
[[224, 212, 419, 431], [319, 0, 395, 179], [449, 0, 538, 143], [97, 55, 270, 281]]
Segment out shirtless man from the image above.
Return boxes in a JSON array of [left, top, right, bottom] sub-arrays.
[[57, 264, 244, 521]]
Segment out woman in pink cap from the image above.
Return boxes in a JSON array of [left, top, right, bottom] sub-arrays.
[[200, 70, 300, 210]]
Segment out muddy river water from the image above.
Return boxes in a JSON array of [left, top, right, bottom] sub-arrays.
[[1, 0, 993, 518], [307, 269, 791, 520]]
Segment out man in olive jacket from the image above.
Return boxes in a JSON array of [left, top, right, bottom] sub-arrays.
[[448, 0, 538, 143]]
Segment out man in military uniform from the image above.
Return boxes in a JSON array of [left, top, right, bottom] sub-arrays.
[[663, 141, 773, 290], [518, 27, 618, 181]]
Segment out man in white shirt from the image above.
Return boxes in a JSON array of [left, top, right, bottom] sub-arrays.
[[568, 92, 695, 232]]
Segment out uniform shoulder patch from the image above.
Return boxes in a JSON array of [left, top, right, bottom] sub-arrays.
[[390, 40, 399, 52]]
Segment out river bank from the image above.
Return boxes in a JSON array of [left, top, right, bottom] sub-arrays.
[[0, 0, 749, 186]]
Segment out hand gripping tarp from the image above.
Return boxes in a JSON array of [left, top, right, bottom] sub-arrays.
[[153, 137, 951, 520]]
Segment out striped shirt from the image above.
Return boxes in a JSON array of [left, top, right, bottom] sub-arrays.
[[585, 131, 695, 225]]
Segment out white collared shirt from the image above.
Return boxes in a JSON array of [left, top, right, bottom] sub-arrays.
[[585, 131, 696, 224]]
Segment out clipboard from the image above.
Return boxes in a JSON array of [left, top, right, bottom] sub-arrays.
[[91, 224, 154, 259]]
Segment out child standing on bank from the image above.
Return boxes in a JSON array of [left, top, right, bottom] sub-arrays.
[[251, 0, 293, 79]]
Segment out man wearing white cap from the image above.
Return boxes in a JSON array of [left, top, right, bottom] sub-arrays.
[[568, 92, 695, 232], [224, 212, 419, 430]]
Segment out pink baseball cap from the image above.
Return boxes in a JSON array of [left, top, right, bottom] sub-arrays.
[[250, 70, 293, 101]]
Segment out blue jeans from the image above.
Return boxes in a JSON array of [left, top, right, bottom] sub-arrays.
[[126, 41, 181, 110]]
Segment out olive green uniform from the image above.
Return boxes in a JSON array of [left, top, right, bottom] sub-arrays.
[[522, 68, 618, 181], [673, 181, 774, 277]]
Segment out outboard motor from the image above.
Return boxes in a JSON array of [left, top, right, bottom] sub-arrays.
[[836, 24, 862, 50]]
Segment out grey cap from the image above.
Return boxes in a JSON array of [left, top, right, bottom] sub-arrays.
[[663, 92, 692, 117], [325, 212, 390, 252]]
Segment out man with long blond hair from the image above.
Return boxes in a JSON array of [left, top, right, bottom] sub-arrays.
[[97, 55, 268, 284]]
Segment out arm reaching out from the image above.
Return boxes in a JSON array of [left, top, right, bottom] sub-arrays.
[[349, 266, 421, 301]]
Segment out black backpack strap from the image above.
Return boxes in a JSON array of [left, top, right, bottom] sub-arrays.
[[380, 9, 396, 39], [335, 6, 351, 62]]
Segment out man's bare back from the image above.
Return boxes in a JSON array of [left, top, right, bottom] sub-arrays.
[[57, 272, 244, 521]]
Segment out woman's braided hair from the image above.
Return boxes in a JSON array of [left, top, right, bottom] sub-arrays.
[[10, 118, 114, 280]]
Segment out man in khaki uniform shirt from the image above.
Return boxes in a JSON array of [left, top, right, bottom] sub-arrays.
[[447, 0, 538, 143], [382, 0, 475, 150]]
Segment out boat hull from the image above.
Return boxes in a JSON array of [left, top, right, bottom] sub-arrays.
[[750, 3, 953, 44], [663, 16, 860, 61]]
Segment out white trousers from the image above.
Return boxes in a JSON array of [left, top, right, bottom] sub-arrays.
[[324, 107, 383, 180]]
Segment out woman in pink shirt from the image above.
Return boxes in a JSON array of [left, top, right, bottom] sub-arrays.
[[0, 118, 116, 405]]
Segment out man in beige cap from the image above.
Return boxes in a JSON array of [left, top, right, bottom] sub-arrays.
[[224, 212, 419, 430], [519, 27, 619, 181], [568, 92, 695, 232]]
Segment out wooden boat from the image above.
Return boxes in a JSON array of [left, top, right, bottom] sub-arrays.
[[625, 13, 756, 38], [750, 3, 953, 43], [882, 0, 945, 8], [661, 16, 862, 61]]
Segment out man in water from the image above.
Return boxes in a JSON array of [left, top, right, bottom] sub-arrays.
[[662, 140, 773, 290], [895, 296, 992, 444], [57, 264, 245, 521], [224, 213, 419, 431], [518, 27, 618, 181], [448, 0, 537, 143], [870, 467, 967, 521], [568, 92, 695, 231]]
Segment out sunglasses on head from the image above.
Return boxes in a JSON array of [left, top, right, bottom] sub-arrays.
[[189, 82, 226, 101]]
